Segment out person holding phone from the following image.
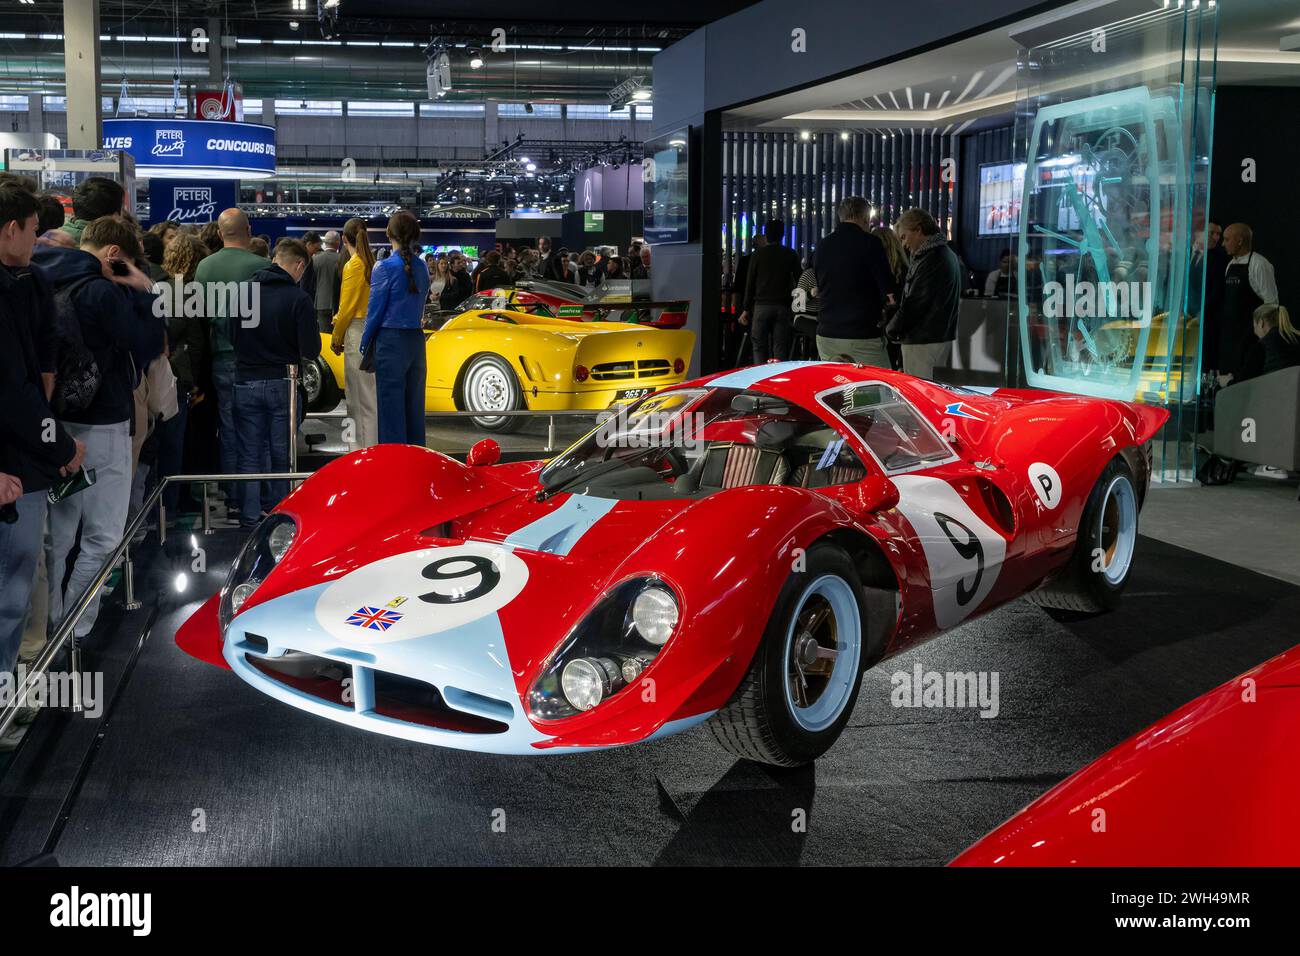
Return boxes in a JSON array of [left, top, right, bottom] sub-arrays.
[[0, 182, 86, 683], [31, 215, 163, 642]]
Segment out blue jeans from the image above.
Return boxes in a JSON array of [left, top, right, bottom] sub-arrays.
[[233, 379, 290, 529], [156, 402, 188, 513], [374, 328, 426, 446], [212, 357, 239, 507], [0, 492, 46, 676]]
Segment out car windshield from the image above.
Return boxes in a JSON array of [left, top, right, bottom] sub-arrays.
[[538, 387, 868, 501], [817, 383, 953, 473]]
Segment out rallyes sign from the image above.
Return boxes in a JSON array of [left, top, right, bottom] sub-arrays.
[[102, 118, 276, 179]]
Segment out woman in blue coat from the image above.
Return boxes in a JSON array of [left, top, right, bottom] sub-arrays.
[[360, 211, 430, 445]]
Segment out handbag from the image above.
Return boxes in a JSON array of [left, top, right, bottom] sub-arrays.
[[359, 347, 375, 373]]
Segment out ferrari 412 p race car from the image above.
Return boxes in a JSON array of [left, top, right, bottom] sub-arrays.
[[178, 361, 1167, 766]]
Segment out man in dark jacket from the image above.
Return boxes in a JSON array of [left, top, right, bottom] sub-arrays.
[[440, 251, 473, 310], [473, 250, 512, 292], [814, 197, 899, 367], [888, 207, 962, 379], [31, 215, 162, 640], [0, 183, 85, 678], [229, 238, 321, 530], [740, 219, 803, 364]]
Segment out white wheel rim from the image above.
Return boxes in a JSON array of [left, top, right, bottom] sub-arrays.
[[467, 362, 512, 424], [302, 361, 321, 403], [781, 574, 862, 733], [1098, 475, 1137, 585]]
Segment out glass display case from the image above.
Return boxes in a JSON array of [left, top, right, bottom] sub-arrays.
[[1010, 3, 1217, 480]]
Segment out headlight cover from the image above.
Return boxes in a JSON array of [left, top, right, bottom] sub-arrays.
[[218, 514, 298, 633], [527, 577, 680, 720]]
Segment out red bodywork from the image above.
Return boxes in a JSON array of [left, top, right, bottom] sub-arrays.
[[952, 646, 1300, 866], [177, 362, 1166, 752]]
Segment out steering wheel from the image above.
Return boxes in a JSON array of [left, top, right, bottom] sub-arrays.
[[655, 447, 689, 478]]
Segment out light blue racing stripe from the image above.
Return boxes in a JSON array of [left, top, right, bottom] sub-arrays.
[[708, 360, 829, 390], [503, 493, 619, 556]]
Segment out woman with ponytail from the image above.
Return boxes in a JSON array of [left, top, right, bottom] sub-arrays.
[[331, 217, 378, 448], [359, 211, 431, 445]]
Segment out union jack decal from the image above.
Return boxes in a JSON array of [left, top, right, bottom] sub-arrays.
[[345, 606, 404, 631]]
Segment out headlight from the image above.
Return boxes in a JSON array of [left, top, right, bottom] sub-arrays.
[[528, 577, 681, 720], [560, 657, 621, 712], [630, 585, 677, 645], [218, 514, 298, 632]]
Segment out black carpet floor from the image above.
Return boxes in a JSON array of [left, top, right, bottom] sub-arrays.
[[3, 531, 1297, 866]]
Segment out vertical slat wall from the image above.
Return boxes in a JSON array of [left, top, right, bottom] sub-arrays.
[[721, 127, 958, 272]]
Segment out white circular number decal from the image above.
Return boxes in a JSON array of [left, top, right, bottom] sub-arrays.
[[314, 543, 528, 644], [1028, 462, 1063, 510]]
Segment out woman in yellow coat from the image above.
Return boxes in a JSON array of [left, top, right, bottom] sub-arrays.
[[330, 218, 378, 449]]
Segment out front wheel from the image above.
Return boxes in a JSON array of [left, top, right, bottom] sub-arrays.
[[303, 356, 341, 412], [1028, 456, 1138, 617], [709, 543, 868, 766], [461, 354, 524, 433]]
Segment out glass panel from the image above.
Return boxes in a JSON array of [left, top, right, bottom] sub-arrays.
[[1010, 3, 1218, 481]]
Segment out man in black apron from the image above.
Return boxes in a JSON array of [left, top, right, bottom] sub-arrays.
[[1218, 223, 1277, 383]]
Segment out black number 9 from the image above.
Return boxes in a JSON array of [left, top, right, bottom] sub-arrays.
[[934, 512, 984, 606], [418, 555, 501, 605]]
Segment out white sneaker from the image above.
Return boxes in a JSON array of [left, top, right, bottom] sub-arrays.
[[0, 722, 28, 754], [1253, 465, 1290, 480]]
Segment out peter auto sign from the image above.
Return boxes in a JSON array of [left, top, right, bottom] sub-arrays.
[[102, 118, 276, 179]]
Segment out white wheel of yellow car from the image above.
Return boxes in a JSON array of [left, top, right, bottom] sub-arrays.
[[462, 354, 524, 433]]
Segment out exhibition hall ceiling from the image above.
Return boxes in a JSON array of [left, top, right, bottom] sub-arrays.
[[727, 0, 1300, 132]]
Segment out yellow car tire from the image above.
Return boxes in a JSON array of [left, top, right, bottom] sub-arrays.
[[459, 353, 525, 433]]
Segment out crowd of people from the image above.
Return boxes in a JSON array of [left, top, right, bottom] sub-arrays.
[[0, 170, 666, 752], [733, 198, 963, 379]]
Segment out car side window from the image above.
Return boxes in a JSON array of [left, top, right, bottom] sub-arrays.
[[820, 383, 953, 474]]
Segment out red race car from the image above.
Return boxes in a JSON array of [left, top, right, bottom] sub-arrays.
[[177, 361, 1166, 766], [462, 280, 690, 328], [951, 645, 1300, 866]]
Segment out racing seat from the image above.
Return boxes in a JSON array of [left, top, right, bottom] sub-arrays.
[[673, 442, 791, 495]]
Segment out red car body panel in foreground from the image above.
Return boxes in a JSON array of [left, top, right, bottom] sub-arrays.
[[952, 646, 1300, 866], [177, 361, 1167, 754]]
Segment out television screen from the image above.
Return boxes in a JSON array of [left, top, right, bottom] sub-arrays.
[[642, 127, 691, 245], [978, 162, 1025, 236]]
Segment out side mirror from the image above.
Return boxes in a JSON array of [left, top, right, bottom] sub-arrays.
[[467, 438, 501, 467], [850, 473, 900, 514]]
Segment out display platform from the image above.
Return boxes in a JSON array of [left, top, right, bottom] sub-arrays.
[[3, 531, 1296, 867]]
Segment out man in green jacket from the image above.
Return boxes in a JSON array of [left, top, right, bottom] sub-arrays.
[[193, 207, 268, 517]]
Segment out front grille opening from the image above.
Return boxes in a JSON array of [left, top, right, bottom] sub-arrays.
[[372, 671, 508, 735], [250, 650, 352, 706]]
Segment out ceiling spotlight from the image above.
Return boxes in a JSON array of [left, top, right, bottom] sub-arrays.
[[469, 49, 484, 69], [799, 130, 811, 141], [525, 162, 536, 171], [289, 20, 300, 30], [840, 131, 850, 141], [632, 89, 652, 101]]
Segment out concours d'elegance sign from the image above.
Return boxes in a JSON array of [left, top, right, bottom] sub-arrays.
[[102, 118, 276, 179], [147, 179, 238, 226]]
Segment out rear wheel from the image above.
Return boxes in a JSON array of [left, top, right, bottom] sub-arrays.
[[1028, 457, 1138, 618], [461, 354, 524, 433], [709, 543, 867, 766]]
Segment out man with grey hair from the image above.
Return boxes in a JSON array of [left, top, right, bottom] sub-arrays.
[[887, 207, 962, 379], [813, 196, 898, 367], [313, 229, 342, 332]]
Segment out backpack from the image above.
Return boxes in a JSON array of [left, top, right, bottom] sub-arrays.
[[50, 275, 102, 416]]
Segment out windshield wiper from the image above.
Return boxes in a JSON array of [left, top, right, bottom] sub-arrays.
[[536, 458, 627, 501]]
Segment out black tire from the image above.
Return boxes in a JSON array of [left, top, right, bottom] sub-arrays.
[[460, 354, 524, 433], [1028, 456, 1138, 617], [303, 356, 341, 413], [709, 543, 869, 767]]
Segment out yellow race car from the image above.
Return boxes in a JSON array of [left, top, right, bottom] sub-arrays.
[[305, 307, 696, 431]]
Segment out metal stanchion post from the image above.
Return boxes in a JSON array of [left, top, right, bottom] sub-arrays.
[[547, 415, 556, 452], [122, 548, 142, 611], [287, 364, 299, 485], [202, 482, 213, 535], [68, 644, 83, 714], [159, 499, 167, 545]]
